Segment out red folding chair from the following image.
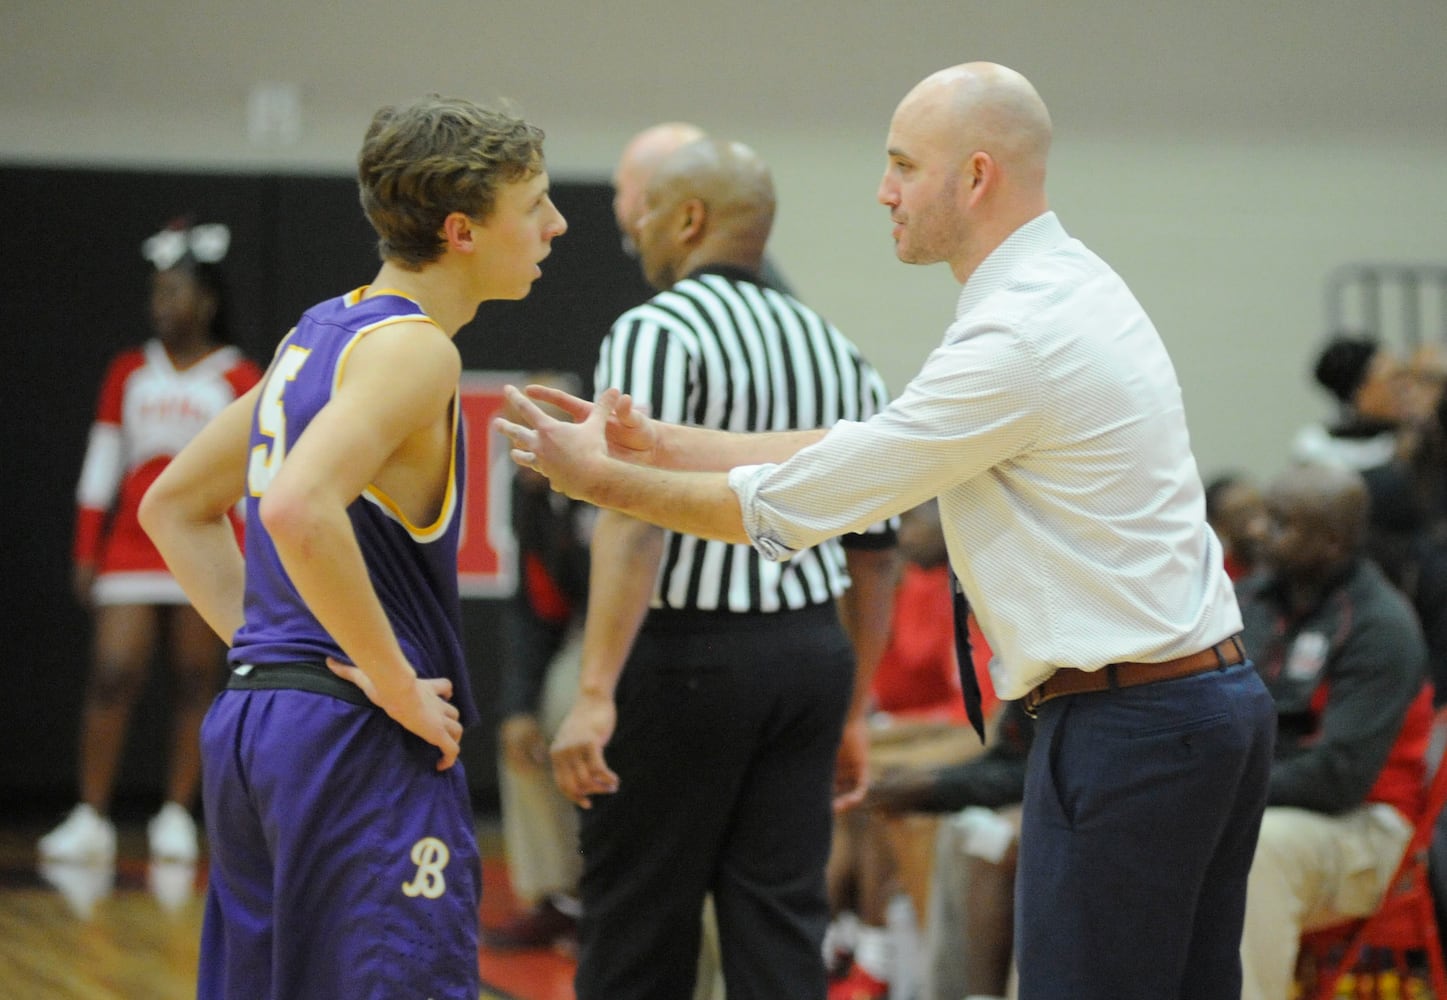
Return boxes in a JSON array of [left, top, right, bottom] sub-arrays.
[[1298, 708, 1447, 999]]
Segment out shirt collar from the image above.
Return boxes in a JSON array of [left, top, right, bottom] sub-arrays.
[[955, 211, 1068, 319], [682, 263, 769, 288]]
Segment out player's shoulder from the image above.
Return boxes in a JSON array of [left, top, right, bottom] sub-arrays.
[[350, 316, 460, 386]]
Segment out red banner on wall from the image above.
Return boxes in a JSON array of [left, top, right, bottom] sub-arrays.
[[457, 371, 522, 598]]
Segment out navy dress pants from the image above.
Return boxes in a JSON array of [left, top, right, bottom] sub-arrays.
[[1015, 660, 1276, 999]]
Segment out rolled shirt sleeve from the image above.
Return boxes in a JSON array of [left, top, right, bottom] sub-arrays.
[[728, 211, 1243, 699]]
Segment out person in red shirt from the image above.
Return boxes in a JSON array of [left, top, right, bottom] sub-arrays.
[[827, 499, 997, 1000], [867, 500, 997, 723], [41, 225, 262, 866]]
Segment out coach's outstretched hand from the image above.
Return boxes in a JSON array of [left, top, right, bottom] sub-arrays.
[[496, 385, 618, 502], [503, 387, 651, 503], [521, 382, 660, 466]]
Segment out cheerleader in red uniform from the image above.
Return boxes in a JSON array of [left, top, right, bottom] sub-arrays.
[[40, 223, 261, 864]]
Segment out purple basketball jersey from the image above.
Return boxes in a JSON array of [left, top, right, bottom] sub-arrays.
[[229, 288, 477, 725], [199, 287, 483, 999]]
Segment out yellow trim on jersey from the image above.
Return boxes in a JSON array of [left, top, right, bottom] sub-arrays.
[[360, 391, 460, 543], [330, 317, 413, 395], [346, 285, 431, 311], [268, 325, 299, 362], [332, 293, 455, 543], [332, 289, 443, 394]]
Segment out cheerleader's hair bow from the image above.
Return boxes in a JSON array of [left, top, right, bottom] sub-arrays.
[[142, 219, 231, 271]]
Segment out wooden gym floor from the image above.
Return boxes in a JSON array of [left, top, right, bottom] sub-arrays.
[[0, 811, 576, 1000], [4, 806, 1432, 999]]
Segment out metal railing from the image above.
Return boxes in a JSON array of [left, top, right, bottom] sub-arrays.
[[1325, 262, 1447, 350]]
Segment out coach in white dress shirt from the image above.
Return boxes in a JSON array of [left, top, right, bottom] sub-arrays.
[[499, 61, 1276, 1000]]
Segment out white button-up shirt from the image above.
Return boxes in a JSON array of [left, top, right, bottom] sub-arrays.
[[729, 212, 1241, 699]]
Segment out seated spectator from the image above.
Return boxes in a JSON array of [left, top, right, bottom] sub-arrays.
[[483, 374, 593, 951], [1387, 343, 1447, 526], [1205, 472, 1268, 581], [1292, 335, 1409, 472], [825, 499, 996, 1000], [1292, 335, 1445, 584], [1395, 384, 1447, 704], [869, 501, 995, 724], [1237, 462, 1433, 1000], [863, 699, 1033, 1000]]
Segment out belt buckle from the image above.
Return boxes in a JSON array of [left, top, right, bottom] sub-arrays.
[[1022, 686, 1042, 718]]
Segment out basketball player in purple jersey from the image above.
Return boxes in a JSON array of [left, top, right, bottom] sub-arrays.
[[140, 97, 566, 999]]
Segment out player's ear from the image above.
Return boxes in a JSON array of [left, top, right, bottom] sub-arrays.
[[441, 212, 476, 252]]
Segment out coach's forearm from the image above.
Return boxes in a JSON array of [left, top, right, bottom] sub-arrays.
[[655, 423, 827, 472], [588, 461, 749, 544]]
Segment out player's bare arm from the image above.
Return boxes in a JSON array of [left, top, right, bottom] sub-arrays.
[[260, 321, 465, 769], [140, 382, 261, 643]]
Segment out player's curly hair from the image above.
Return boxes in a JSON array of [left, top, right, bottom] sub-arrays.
[[357, 96, 546, 268]]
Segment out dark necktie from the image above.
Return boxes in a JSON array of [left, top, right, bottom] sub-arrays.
[[951, 570, 987, 742]]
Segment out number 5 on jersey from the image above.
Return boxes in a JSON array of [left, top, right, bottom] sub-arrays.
[[247, 345, 311, 496]]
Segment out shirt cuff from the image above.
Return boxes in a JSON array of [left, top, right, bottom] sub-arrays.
[[727, 463, 797, 562]]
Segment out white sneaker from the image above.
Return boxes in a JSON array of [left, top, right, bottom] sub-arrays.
[[38, 804, 117, 863], [147, 802, 198, 862], [147, 860, 197, 915], [38, 859, 114, 920]]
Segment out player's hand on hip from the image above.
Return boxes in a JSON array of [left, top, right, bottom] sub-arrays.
[[327, 657, 463, 771]]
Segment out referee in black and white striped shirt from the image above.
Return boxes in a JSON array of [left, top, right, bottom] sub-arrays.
[[552, 135, 899, 1000]]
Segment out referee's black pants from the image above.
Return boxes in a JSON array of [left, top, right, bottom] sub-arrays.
[[574, 602, 855, 1000]]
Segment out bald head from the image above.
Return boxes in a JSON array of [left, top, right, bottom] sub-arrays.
[[634, 137, 775, 289], [901, 62, 1052, 184], [651, 138, 775, 233], [1263, 462, 1370, 580], [613, 121, 708, 249], [880, 62, 1052, 281], [1271, 463, 1369, 538]]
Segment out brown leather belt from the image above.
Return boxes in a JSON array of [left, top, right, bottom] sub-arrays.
[[1022, 635, 1246, 717]]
